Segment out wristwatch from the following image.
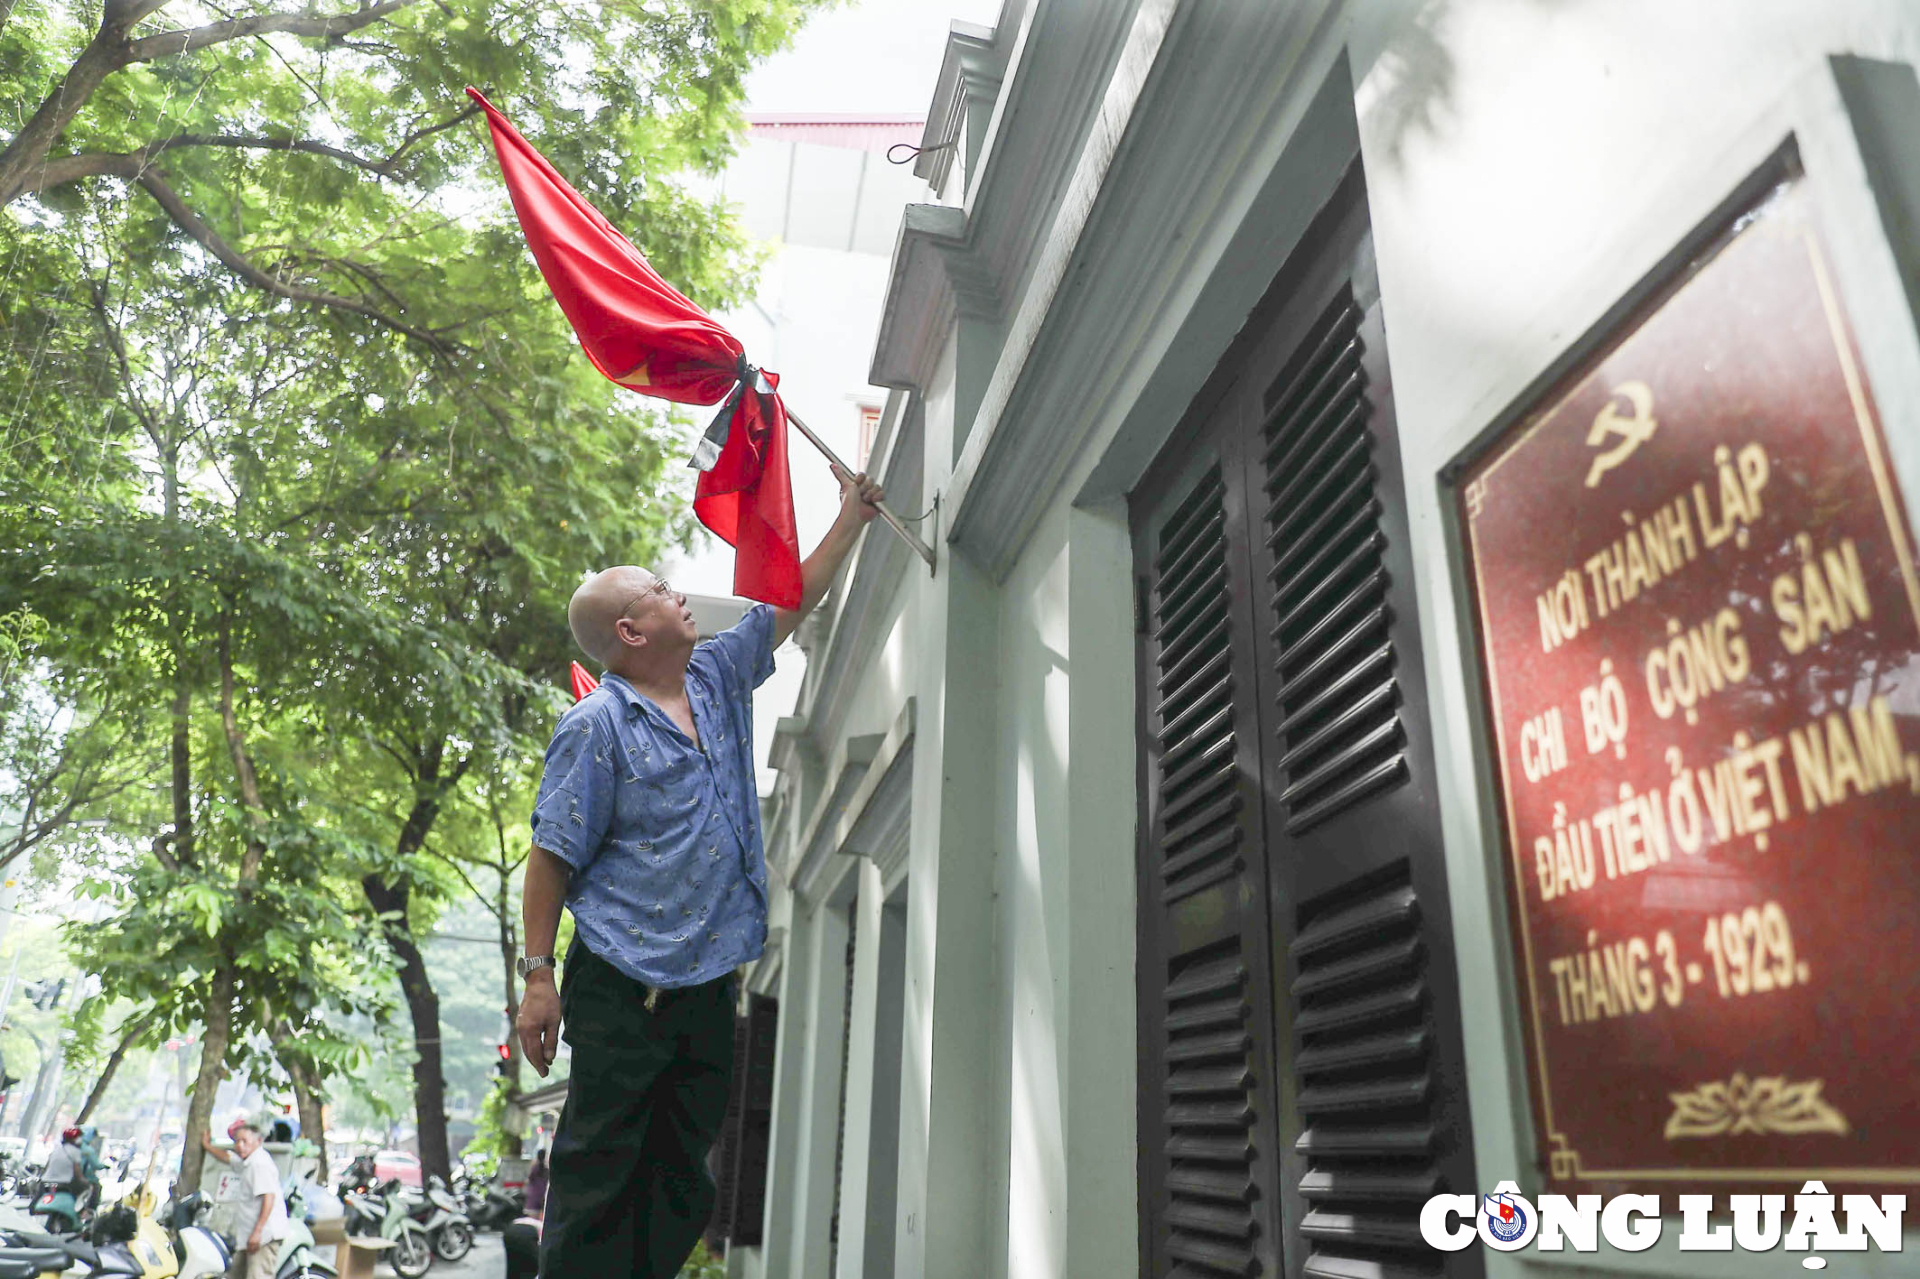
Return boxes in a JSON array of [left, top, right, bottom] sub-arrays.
[[516, 955, 558, 979]]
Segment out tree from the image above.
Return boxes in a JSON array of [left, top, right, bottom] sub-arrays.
[[1, 0, 806, 356], [4, 0, 832, 1189]]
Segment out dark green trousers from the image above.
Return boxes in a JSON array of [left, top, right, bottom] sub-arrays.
[[539, 940, 735, 1278]]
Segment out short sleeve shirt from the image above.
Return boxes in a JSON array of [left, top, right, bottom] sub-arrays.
[[530, 604, 777, 989], [241, 1147, 289, 1243]]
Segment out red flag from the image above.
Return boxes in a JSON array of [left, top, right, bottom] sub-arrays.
[[468, 88, 802, 609], [568, 661, 600, 702]]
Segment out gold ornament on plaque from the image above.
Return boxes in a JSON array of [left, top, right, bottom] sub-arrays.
[[1664, 1072, 1850, 1140]]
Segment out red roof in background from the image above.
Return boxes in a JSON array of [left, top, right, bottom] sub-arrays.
[[746, 115, 926, 155]]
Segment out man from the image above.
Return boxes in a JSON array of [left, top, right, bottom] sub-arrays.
[[519, 469, 884, 1277], [200, 1122, 288, 1276], [34, 1127, 87, 1232]]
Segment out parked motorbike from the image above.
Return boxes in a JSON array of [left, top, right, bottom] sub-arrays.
[[341, 1179, 431, 1278], [412, 1178, 473, 1262], [0, 1153, 26, 1201], [460, 1176, 524, 1232], [0, 1184, 214, 1278], [163, 1193, 234, 1279], [334, 1154, 378, 1202], [25, 1179, 85, 1235], [274, 1177, 340, 1279]]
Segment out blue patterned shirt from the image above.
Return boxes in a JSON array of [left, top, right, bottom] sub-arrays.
[[530, 604, 776, 989]]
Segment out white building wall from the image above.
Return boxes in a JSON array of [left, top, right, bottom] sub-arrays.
[[753, 2, 1920, 1278]]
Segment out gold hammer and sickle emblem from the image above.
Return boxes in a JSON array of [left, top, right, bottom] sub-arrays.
[[1583, 380, 1657, 488], [1583, 381, 1657, 488]]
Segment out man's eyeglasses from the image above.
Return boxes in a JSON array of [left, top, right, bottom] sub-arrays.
[[621, 579, 675, 617]]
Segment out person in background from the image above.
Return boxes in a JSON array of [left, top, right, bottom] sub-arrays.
[[34, 1128, 87, 1231], [200, 1123, 288, 1278], [76, 1127, 103, 1211], [524, 1149, 548, 1218], [505, 1153, 548, 1279]]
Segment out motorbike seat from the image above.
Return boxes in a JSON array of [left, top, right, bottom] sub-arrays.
[[0, 1247, 70, 1277], [57, 1239, 97, 1268]]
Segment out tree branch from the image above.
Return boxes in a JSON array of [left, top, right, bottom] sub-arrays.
[[88, 279, 168, 453], [75, 1007, 160, 1125], [37, 152, 455, 358], [422, 843, 496, 921], [125, 0, 424, 62]]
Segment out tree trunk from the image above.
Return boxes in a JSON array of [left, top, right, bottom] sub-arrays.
[[392, 921, 451, 1185], [163, 447, 193, 870], [177, 964, 235, 1195], [216, 612, 267, 881], [361, 741, 465, 1185], [268, 1025, 328, 1182], [365, 864, 452, 1185], [0, 23, 129, 205], [292, 1074, 325, 1181], [75, 1009, 156, 1125], [496, 877, 522, 1155], [167, 664, 192, 864]]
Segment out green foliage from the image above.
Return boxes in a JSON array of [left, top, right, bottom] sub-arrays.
[[678, 1241, 727, 1279], [464, 1075, 515, 1163], [0, 0, 833, 1165]]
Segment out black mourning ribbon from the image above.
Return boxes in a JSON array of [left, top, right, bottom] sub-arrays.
[[688, 352, 773, 472]]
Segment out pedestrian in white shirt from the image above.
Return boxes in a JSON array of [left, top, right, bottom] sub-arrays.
[[200, 1123, 289, 1277]]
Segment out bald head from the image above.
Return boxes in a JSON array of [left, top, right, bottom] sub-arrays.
[[568, 566, 697, 682], [568, 566, 653, 666]]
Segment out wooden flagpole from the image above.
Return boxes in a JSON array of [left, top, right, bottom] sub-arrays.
[[784, 408, 937, 571]]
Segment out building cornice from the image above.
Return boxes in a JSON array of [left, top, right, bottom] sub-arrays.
[[871, 1, 1136, 396], [960, 0, 1131, 324], [944, 0, 1347, 578], [787, 730, 884, 903], [833, 698, 916, 883], [870, 204, 971, 390], [917, 20, 1002, 194]]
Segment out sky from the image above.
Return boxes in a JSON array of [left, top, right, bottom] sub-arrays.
[[743, 0, 1006, 116]]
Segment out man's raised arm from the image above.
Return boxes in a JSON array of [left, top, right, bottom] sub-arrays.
[[772, 470, 885, 648]]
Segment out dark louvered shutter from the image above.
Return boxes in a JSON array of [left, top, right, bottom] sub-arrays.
[[706, 1016, 752, 1250], [1238, 173, 1480, 1279], [1258, 289, 1405, 833], [1135, 161, 1478, 1279], [712, 993, 778, 1248], [1135, 428, 1284, 1275]]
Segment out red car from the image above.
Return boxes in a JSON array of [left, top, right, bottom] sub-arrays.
[[372, 1149, 423, 1187]]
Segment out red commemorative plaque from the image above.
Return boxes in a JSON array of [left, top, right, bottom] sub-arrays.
[[1459, 174, 1920, 1194]]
